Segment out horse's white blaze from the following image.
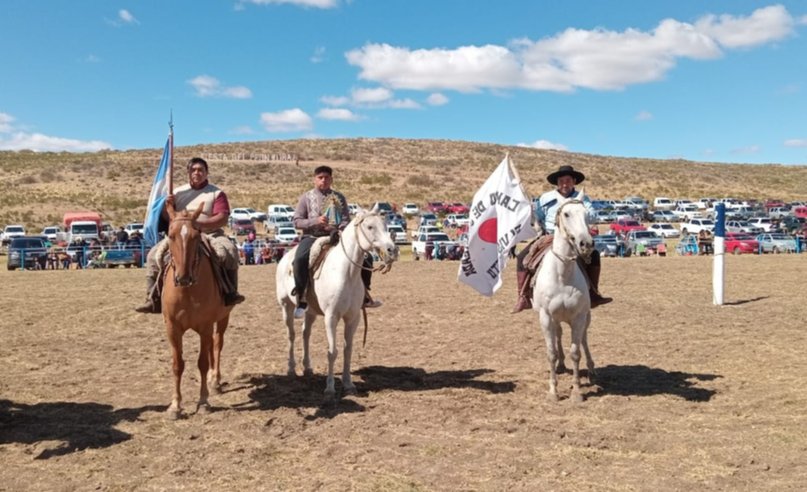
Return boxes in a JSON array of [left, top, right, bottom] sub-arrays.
[[275, 211, 397, 399], [532, 197, 596, 402], [180, 224, 188, 240]]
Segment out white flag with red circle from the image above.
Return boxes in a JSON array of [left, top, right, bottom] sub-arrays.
[[457, 155, 535, 296]]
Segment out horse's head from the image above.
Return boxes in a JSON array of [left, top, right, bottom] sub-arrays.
[[355, 207, 399, 267], [166, 202, 204, 287], [555, 192, 594, 260]]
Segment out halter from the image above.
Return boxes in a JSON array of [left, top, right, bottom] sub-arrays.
[[551, 199, 587, 263], [339, 213, 392, 273], [167, 216, 203, 286]]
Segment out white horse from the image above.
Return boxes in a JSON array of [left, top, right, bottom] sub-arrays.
[[533, 194, 596, 402], [275, 209, 397, 401]]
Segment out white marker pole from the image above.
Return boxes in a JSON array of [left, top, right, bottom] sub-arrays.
[[712, 203, 726, 305]]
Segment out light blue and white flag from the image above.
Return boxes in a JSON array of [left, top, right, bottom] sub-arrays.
[[142, 138, 171, 247]]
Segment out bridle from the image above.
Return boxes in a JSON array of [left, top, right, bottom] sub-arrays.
[[551, 199, 589, 263], [168, 216, 202, 287], [339, 213, 393, 273]]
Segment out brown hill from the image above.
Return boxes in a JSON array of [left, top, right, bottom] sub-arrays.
[[1, 138, 805, 230]]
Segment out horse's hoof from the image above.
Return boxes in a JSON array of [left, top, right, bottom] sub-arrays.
[[287, 369, 297, 377], [303, 368, 314, 378], [343, 385, 357, 396], [167, 408, 182, 420], [557, 364, 568, 374], [196, 402, 211, 415], [323, 389, 336, 404]]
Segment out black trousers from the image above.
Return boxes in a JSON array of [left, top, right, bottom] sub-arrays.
[[516, 240, 601, 272], [293, 236, 373, 303]]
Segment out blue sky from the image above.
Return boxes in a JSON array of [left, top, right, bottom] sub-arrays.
[[1, 1, 806, 165]]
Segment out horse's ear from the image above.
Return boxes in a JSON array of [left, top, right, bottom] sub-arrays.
[[166, 199, 177, 221], [370, 203, 380, 214], [191, 202, 204, 221], [578, 187, 585, 198]]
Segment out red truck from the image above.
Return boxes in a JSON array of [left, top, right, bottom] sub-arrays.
[[63, 211, 103, 243], [609, 219, 646, 235]]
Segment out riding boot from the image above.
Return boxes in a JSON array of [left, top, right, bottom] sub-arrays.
[[587, 263, 613, 308], [134, 274, 161, 314], [361, 255, 382, 308], [223, 268, 246, 306], [511, 270, 533, 314]]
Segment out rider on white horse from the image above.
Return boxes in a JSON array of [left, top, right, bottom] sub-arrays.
[[291, 165, 383, 319], [512, 165, 613, 313]]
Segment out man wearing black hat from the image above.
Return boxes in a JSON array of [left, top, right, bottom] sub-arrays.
[[512, 165, 612, 313], [291, 165, 382, 319]]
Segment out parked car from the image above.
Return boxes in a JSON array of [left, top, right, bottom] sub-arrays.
[[444, 214, 470, 227], [41, 225, 66, 243], [768, 207, 792, 220], [411, 225, 441, 239], [425, 201, 447, 215], [673, 204, 701, 221], [230, 208, 256, 223], [231, 219, 256, 236], [124, 222, 145, 236], [593, 210, 616, 224], [387, 224, 409, 244], [653, 197, 675, 211], [418, 213, 439, 227], [266, 204, 295, 219], [401, 203, 420, 216], [680, 218, 715, 236], [264, 214, 294, 232], [647, 222, 680, 238], [245, 207, 267, 223], [7, 236, 48, 270], [651, 210, 678, 222], [411, 232, 456, 260], [609, 219, 646, 235], [445, 202, 470, 215], [724, 233, 759, 255], [748, 217, 775, 232], [1, 224, 26, 245], [725, 220, 763, 234], [275, 227, 300, 244], [593, 235, 624, 257], [756, 233, 797, 253], [625, 230, 664, 254], [776, 216, 805, 234], [371, 202, 395, 215]]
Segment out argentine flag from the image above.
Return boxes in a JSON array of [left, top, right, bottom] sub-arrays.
[[142, 139, 171, 247]]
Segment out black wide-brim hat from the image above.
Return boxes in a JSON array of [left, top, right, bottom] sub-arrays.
[[547, 165, 585, 185]]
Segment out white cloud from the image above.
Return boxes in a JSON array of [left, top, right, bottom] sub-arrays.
[[0, 112, 15, 133], [694, 5, 793, 48], [260, 108, 313, 132], [238, 0, 338, 8], [311, 46, 326, 63], [730, 145, 761, 155], [118, 9, 139, 25], [426, 93, 449, 106], [516, 139, 568, 151], [229, 125, 256, 135], [635, 110, 653, 121], [320, 95, 350, 106], [352, 87, 393, 104], [188, 75, 253, 99], [0, 132, 111, 152], [799, 15, 807, 26], [0, 112, 111, 151], [784, 139, 807, 147], [387, 98, 421, 109], [317, 108, 361, 121], [346, 5, 797, 93]]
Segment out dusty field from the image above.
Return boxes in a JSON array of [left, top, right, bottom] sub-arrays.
[[1, 254, 806, 491]]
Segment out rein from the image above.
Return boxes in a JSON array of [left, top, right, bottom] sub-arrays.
[[168, 218, 203, 286], [551, 199, 586, 263], [338, 215, 391, 273]]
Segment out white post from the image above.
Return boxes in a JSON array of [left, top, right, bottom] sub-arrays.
[[712, 203, 726, 305]]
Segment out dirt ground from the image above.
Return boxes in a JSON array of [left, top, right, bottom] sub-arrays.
[[1, 253, 806, 491]]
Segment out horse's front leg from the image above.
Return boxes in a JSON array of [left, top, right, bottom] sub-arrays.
[[555, 324, 566, 374], [539, 310, 560, 402], [341, 312, 361, 395], [581, 312, 596, 382], [281, 301, 297, 376], [196, 325, 214, 414], [323, 312, 339, 402], [208, 316, 229, 394], [302, 311, 315, 377], [568, 314, 588, 403], [166, 322, 185, 420]]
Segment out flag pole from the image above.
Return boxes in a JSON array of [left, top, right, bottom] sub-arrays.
[[168, 111, 174, 195]]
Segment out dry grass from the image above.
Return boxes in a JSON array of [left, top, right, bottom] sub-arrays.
[[1, 138, 806, 230]]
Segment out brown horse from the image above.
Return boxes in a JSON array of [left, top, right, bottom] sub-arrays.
[[162, 202, 233, 419]]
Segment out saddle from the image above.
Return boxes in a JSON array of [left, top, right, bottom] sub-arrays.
[[309, 234, 337, 277], [522, 234, 594, 290], [154, 236, 229, 300]]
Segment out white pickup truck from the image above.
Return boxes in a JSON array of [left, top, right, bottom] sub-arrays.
[[1, 224, 26, 245], [679, 217, 715, 235], [411, 231, 456, 260]]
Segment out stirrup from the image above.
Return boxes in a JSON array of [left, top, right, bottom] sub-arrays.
[[224, 292, 246, 306], [363, 298, 383, 309], [294, 305, 307, 319], [134, 299, 161, 314]]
